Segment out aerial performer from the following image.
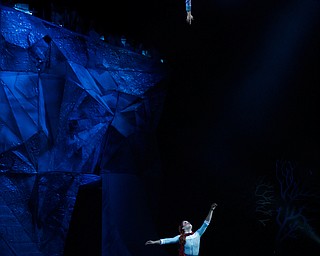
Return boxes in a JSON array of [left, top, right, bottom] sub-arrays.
[[186, 0, 193, 25]]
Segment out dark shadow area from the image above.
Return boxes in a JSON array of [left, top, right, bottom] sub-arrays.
[[64, 184, 102, 256]]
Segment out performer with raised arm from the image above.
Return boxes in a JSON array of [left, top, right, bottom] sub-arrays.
[[145, 203, 218, 256]]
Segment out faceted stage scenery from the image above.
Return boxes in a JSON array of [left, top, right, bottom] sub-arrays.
[[1, 1, 320, 256]]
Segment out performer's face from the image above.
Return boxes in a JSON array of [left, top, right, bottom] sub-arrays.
[[182, 220, 192, 231]]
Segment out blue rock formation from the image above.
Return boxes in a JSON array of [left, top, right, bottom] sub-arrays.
[[0, 5, 167, 256]]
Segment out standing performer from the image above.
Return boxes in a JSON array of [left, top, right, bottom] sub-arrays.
[[145, 203, 218, 256]]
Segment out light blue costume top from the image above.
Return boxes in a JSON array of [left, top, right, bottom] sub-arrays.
[[186, 0, 191, 12], [160, 220, 210, 256]]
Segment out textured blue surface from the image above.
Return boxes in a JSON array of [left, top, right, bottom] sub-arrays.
[[0, 5, 167, 255]]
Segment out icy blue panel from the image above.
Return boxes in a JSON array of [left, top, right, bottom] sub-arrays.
[[0, 3, 167, 256]]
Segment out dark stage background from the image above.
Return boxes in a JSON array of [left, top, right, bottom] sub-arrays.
[[3, 0, 320, 255], [95, 1, 320, 255], [56, 0, 320, 255]]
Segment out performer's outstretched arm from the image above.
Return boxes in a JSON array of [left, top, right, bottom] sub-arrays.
[[145, 240, 161, 245], [205, 203, 218, 223], [186, 0, 193, 25]]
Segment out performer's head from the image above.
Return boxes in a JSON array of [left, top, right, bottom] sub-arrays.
[[179, 220, 193, 246], [179, 220, 193, 234]]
